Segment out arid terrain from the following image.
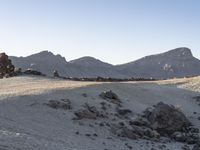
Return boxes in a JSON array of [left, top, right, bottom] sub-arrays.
[[0, 75, 200, 150]]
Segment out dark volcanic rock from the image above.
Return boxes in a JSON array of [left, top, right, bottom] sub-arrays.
[[45, 99, 72, 110], [109, 102, 199, 145], [143, 102, 191, 136], [192, 142, 200, 150], [24, 69, 44, 76], [0, 53, 15, 78], [53, 70, 60, 77], [116, 108, 132, 116], [74, 103, 106, 120], [99, 90, 121, 105]]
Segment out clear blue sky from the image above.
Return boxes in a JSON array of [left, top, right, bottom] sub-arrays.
[[0, 0, 200, 64]]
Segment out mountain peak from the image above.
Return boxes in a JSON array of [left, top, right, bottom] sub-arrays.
[[164, 47, 193, 58], [69, 56, 113, 67], [31, 50, 54, 57]]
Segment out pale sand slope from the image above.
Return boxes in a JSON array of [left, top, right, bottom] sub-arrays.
[[0, 76, 199, 150]]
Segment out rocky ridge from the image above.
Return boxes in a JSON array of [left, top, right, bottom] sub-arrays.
[[9, 47, 200, 79]]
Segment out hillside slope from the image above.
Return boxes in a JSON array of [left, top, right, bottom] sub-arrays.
[[117, 47, 200, 79], [0, 76, 199, 150]]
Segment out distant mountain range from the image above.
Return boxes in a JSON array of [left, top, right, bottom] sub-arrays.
[[9, 47, 200, 79]]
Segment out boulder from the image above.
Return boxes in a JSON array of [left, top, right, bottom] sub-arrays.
[[99, 90, 121, 105], [0, 52, 15, 78], [53, 70, 60, 77], [143, 102, 191, 136]]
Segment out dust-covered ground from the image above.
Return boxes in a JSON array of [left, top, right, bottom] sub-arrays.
[[0, 75, 200, 150]]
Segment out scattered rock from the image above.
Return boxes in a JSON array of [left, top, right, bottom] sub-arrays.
[[129, 117, 150, 127], [182, 144, 190, 150], [116, 108, 132, 116], [82, 93, 88, 97], [99, 90, 121, 105], [125, 143, 133, 149], [85, 133, 91, 137], [45, 99, 72, 110], [100, 102, 107, 110], [24, 68, 44, 76], [171, 132, 187, 142], [192, 143, 200, 150], [74, 103, 106, 120], [100, 90, 119, 100], [193, 96, 200, 102], [75, 131, 79, 135], [192, 96, 200, 107]]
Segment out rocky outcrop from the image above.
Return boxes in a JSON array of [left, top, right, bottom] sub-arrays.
[[110, 102, 199, 145], [0, 53, 15, 78], [143, 102, 191, 135]]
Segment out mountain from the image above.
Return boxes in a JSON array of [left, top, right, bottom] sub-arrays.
[[10, 51, 69, 76], [69, 56, 113, 68], [10, 52, 125, 78], [9, 47, 200, 79], [68, 56, 126, 78], [117, 47, 200, 79]]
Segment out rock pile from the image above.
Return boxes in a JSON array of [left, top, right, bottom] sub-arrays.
[[111, 102, 200, 145], [74, 103, 107, 120], [0, 53, 15, 78], [54, 90, 199, 148]]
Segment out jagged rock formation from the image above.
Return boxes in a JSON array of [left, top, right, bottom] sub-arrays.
[[111, 102, 200, 144], [9, 47, 200, 79], [0, 52, 15, 78], [143, 102, 191, 135]]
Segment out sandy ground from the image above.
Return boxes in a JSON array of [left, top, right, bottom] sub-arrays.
[[0, 75, 200, 150]]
